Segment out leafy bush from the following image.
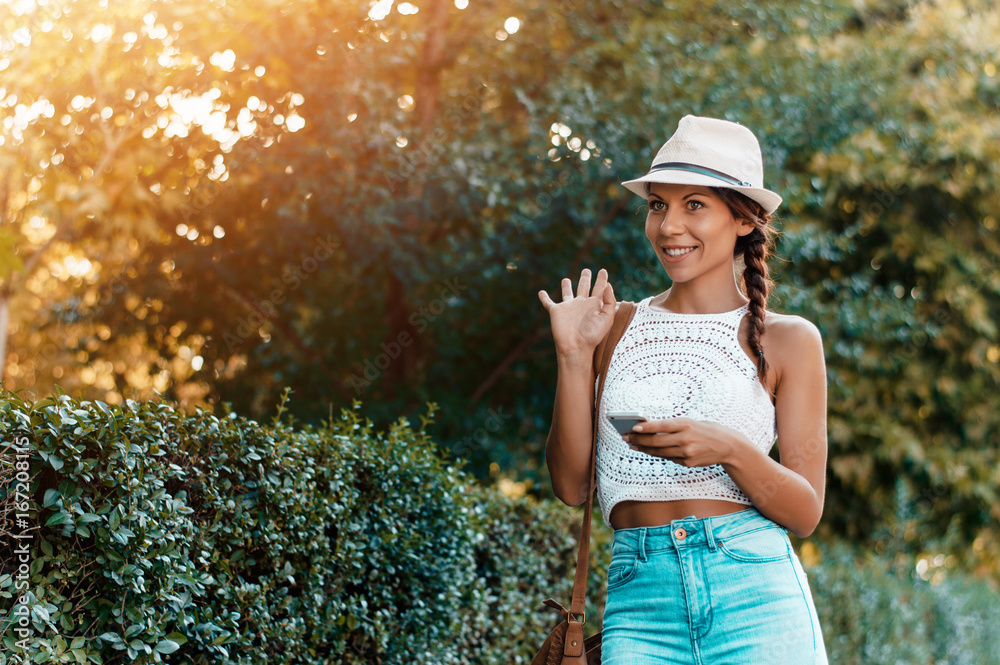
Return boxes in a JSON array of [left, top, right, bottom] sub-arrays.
[[0, 391, 606, 664], [1, 391, 997, 664], [806, 539, 1000, 665], [456, 486, 612, 665]]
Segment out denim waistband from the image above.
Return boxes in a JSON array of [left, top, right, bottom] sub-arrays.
[[611, 507, 785, 556]]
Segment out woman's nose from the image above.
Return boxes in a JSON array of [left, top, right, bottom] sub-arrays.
[[659, 206, 684, 234]]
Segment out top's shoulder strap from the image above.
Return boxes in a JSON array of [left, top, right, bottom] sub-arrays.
[[567, 300, 637, 621]]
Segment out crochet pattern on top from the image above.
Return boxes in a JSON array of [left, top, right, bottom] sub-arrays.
[[595, 296, 778, 526]]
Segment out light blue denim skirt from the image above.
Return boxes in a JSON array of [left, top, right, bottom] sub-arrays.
[[601, 507, 828, 664]]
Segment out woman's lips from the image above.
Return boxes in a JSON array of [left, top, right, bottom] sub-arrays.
[[661, 246, 697, 263]]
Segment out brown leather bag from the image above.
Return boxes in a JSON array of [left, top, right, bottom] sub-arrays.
[[531, 301, 637, 665]]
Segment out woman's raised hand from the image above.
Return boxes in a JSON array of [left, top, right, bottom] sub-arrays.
[[538, 268, 616, 357]]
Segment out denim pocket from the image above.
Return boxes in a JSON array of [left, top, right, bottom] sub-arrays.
[[717, 526, 790, 563], [606, 555, 638, 591]]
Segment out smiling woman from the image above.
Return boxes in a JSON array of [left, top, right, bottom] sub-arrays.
[[641, 180, 780, 392], [538, 115, 829, 664]]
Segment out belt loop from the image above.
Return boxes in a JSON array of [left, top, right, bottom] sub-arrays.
[[638, 527, 648, 562], [705, 516, 718, 552]]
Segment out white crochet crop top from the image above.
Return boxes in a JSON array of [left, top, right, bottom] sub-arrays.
[[595, 296, 778, 526]]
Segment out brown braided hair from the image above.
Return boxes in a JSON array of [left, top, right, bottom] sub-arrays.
[[710, 186, 778, 394], [643, 182, 779, 394]]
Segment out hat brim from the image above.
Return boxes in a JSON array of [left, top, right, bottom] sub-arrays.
[[621, 171, 782, 215]]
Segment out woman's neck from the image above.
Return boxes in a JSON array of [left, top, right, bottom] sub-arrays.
[[650, 282, 749, 315]]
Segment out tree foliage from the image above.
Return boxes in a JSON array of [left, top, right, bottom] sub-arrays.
[[2, 0, 999, 570]]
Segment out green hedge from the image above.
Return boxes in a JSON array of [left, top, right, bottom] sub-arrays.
[[808, 540, 1000, 665], [1, 391, 998, 664], [0, 392, 608, 664]]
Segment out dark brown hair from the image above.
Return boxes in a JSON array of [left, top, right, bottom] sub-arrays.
[[709, 186, 779, 393], [643, 182, 779, 392]]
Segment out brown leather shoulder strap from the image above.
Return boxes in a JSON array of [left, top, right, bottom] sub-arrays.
[[568, 300, 637, 621], [592, 303, 623, 378]]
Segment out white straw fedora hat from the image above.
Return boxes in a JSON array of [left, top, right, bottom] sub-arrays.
[[621, 115, 783, 214]]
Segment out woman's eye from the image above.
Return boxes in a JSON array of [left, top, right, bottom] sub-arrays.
[[687, 200, 705, 210], [648, 201, 665, 212]]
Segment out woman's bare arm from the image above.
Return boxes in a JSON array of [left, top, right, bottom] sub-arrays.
[[544, 351, 596, 506], [622, 314, 828, 536], [721, 316, 828, 537], [538, 268, 617, 506]]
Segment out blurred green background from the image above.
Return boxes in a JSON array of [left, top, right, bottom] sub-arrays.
[[2, 0, 998, 595]]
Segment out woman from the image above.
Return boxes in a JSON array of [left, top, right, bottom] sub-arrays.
[[537, 115, 829, 663]]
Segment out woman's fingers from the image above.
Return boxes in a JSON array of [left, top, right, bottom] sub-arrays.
[[624, 431, 683, 455], [561, 277, 574, 301], [592, 268, 609, 303], [594, 272, 615, 308], [543, 268, 611, 306], [576, 268, 592, 299], [632, 418, 689, 433], [627, 436, 683, 462]]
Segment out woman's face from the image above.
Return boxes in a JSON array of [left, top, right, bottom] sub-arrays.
[[644, 182, 754, 283]]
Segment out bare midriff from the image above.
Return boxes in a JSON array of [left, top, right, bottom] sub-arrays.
[[610, 499, 752, 530]]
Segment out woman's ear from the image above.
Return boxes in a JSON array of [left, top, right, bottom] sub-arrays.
[[735, 218, 756, 237]]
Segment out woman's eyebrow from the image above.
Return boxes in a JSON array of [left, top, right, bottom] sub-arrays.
[[648, 191, 708, 201]]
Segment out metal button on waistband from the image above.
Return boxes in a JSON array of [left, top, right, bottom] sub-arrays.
[[674, 527, 687, 540]]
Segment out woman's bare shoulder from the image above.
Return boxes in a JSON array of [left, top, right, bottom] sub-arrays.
[[764, 310, 822, 337], [762, 311, 825, 363]]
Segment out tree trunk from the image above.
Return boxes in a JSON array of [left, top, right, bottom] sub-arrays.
[[381, 0, 451, 403]]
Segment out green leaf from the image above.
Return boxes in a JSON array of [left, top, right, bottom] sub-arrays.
[[153, 640, 179, 654], [43, 489, 61, 508], [30, 605, 50, 623], [45, 512, 70, 526]]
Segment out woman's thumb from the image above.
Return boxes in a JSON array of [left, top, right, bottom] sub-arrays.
[[602, 281, 615, 308]]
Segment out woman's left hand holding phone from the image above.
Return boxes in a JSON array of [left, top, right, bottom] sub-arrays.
[[622, 416, 752, 468]]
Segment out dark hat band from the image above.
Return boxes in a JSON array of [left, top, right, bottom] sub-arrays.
[[649, 161, 753, 188]]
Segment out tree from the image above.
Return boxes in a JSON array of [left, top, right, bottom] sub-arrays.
[[4, 0, 999, 573]]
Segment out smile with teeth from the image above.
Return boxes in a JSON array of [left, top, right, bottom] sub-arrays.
[[663, 246, 697, 257]]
